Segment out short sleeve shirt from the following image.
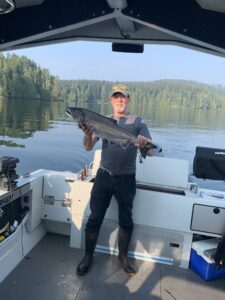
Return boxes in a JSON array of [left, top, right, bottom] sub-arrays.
[[100, 114, 151, 174]]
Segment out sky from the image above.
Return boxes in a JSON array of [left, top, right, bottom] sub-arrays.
[[7, 41, 225, 86]]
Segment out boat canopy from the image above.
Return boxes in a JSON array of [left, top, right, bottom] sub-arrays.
[[1, 0, 225, 57]]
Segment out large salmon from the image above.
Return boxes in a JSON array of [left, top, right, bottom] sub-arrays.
[[66, 107, 157, 158]]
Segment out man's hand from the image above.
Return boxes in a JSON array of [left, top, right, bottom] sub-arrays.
[[136, 135, 151, 148], [78, 123, 93, 136], [78, 123, 98, 151], [136, 135, 155, 156]]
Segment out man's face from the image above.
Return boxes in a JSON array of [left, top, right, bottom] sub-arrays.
[[110, 92, 130, 114]]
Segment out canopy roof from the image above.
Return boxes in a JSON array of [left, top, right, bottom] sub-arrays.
[[1, 0, 225, 57]]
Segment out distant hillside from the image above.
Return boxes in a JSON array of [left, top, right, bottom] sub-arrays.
[[60, 79, 225, 109], [1, 53, 225, 109], [0, 53, 61, 100]]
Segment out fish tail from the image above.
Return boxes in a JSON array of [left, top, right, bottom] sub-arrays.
[[139, 142, 157, 158], [139, 147, 149, 158]]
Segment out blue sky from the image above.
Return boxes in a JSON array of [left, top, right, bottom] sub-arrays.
[[7, 41, 225, 86]]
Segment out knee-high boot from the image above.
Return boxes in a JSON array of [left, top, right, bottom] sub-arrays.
[[118, 227, 137, 275], [76, 228, 99, 275]]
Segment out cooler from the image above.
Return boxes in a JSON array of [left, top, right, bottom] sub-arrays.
[[190, 238, 225, 281]]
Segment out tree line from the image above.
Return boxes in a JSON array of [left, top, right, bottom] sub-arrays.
[[0, 53, 61, 100], [60, 79, 225, 109], [1, 53, 225, 109]]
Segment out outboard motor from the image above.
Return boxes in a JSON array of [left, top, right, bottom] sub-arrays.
[[193, 146, 225, 181], [193, 146, 225, 268], [0, 156, 19, 191]]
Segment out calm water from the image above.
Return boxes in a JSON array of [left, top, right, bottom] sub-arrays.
[[0, 98, 225, 191]]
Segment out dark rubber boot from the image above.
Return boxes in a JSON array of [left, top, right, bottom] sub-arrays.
[[118, 227, 137, 276], [76, 228, 99, 275]]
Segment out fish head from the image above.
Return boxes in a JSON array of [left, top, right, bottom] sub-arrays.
[[65, 107, 86, 123]]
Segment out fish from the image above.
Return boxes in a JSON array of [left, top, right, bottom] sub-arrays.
[[65, 107, 157, 158]]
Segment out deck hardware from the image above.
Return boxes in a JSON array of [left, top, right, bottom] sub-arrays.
[[170, 243, 180, 248], [65, 178, 75, 183], [189, 183, 198, 193], [62, 198, 72, 207], [213, 207, 220, 214], [43, 195, 54, 205]]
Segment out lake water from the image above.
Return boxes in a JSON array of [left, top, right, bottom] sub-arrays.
[[0, 98, 225, 191]]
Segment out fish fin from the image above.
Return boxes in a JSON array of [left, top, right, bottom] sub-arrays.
[[104, 139, 112, 147], [78, 122, 87, 129], [139, 147, 148, 158], [111, 118, 117, 124], [106, 117, 117, 124], [120, 141, 130, 150]]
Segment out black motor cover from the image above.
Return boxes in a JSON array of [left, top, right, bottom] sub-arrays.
[[193, 146, 225, 181]]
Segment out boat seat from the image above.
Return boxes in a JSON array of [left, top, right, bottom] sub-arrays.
[[136, 156, 189, 189], [91, 150, 189, 189]]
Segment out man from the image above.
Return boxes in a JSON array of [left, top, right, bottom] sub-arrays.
[[77, 84, 154, 276]]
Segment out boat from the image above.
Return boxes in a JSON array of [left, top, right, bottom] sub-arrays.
[[1, 147, 225, 298], [1, 1, 225, 299]]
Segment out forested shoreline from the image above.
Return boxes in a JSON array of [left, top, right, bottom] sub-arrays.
[[0, 53, 61, 101], [1, 53, 225, 109], [60, 80, 225, 109]]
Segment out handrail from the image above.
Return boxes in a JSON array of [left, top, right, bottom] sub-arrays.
[[0, 0, 15, 15], [136, 181, 186, 196]]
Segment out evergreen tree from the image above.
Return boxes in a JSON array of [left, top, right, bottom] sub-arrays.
[[0, 54, 62, 101]]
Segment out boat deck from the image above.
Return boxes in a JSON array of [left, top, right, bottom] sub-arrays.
[[1, 233, 225, 300]]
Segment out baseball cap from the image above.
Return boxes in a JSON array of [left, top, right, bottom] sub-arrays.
[[111, 84, 129, 97]]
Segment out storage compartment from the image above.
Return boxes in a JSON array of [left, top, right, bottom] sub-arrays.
[[41, 172, 77, 223], [191, 204, 225, 234], [190, 239, 225, 281]]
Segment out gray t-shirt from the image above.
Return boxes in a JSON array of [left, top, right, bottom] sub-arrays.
[[100, 114, 151, 175]]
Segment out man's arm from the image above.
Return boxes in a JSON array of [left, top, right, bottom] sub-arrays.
[[79, 124, 98, 151], [83, 133, 98, 151], [137, 119, 155, 156]]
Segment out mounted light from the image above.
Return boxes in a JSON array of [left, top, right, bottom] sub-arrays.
[[112, 43, 144, 53], [196, 0, 225, 13], [0, 0, 15, 14]]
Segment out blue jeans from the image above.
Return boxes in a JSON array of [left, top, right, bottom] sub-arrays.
[[86, 168, 136, 231]]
